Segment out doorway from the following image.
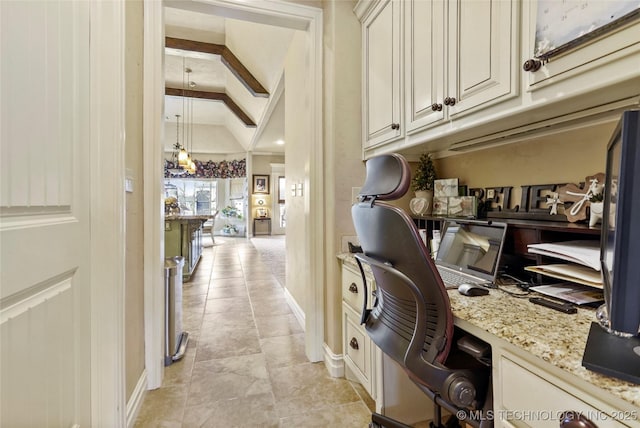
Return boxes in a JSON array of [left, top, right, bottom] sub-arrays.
[[143, 0, 324, 389]]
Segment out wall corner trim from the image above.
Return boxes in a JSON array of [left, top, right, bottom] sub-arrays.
[[323, 343, 345, 378], [284, 286, 305, 331], [126, 370, 148, 428]]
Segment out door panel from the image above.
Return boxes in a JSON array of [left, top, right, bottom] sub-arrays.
[[448, 0, 517, 117], [1, 1, 91, 426]]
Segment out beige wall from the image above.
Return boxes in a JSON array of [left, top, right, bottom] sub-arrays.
[[430, 121, 616, 209], [284, 30, 311, 314], [323, 0, 364, 354], [250, 154, 285, 227], [125, 0, 145, 400]]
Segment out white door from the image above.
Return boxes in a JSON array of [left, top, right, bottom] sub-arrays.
[[1, 1, 92, 426]]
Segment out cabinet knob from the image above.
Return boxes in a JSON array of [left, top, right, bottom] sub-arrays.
[[349, 337, 359, 350], [523, 58, 542, 72], [431, 103, 443, 111], [348, 283, 358, 293], [391, 123, 400, 130], [444, 97, 456, 106], [559, 411, 598, 428]]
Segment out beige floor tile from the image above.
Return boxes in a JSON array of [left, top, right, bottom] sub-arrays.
[[183, 293, 207, 309], [211, 270, 245, 279], [133, 419, 182, 428], [204, 296, 252, 314], [349, 380, 376, 413], [252, 296, 293, 317], [246, 278, 282, 288], [278, 401, 372, 428], [195, 327, 262, 362], [209, 277, 246, 289], [255, 313, 303, 338], [270, 362, 361, 418], [207, 285, 248, 299], [162, 350, 195, 387], [200, 309, 255, 330], [187, 353, 272, 408], [138, 237, 377, 428], [260, 333, 307, 368], [135, 384, 189, 425], [183, 393, 279, 428], [182, 282, 210, 297]]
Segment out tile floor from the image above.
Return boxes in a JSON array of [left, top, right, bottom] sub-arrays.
[[134, 236, 375, 427]]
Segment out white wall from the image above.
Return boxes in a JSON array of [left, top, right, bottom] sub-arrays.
[[322, 0, 364, 354], [164, 121, 244, 154], [284, 30, 311, 317]]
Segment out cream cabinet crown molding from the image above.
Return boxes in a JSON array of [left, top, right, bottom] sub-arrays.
[[353, 0, 379, 22]]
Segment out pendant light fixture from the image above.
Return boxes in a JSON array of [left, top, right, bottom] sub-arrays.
[[167, 114, 187, 176]]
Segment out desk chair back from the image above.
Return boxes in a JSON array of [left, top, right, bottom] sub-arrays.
[[351, 154, 491, 426]]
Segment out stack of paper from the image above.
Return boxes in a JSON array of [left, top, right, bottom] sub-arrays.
[[530, 283, 603, 305], [526, 240, 602, 288]]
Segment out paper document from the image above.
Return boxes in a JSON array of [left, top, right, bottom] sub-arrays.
[[530, 283, 604, 305], [527, 240, 601, 271], [525, 264, 603, 288]]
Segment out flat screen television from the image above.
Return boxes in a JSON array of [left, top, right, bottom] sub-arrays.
[[599, 109, 640, 337]]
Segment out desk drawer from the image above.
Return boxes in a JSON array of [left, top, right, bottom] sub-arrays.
[[343, 304, 372, 392], [342, 265, 367, 312], [498, 355, 626, 428]]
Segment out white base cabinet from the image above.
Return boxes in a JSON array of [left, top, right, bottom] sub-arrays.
[[341, 262, 433, 425], [494, 349, 637, 428]]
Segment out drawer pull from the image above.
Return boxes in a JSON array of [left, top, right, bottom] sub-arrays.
[[349, 337, 359, 350], [391, 123, 400, 130], [559, 411, 598, 428], [444, 96, 456, 106], [348, 283, 358, 294], [431, 103, 443, 111]]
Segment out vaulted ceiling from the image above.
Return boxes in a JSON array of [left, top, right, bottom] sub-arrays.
[[164, 6, 295, 156]]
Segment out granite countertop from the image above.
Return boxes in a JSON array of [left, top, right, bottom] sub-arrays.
[[164, 214, 214, 221], [337, 252, 640, 408]]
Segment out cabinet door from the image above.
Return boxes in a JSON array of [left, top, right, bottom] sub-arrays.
[[363, 0, 403, 148], [522, 1, 640, 103], [405, 0, 446, 133], [447, 0, 518, 117]]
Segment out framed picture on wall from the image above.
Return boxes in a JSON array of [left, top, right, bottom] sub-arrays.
[[253, 175, 270, 194]]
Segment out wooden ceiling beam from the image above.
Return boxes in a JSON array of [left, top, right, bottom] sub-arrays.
[[166, 87, 256, 127], [166, 37, 269, 98]]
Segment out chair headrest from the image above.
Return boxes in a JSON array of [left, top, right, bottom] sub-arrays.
[[359, 154, 411, 201]]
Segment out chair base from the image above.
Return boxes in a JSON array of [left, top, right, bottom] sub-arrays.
[[370, 412, 412, 428]]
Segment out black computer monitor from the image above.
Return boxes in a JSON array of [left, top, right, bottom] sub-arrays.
[[600, 109, 640, 337], [582, 110, 640, 385]]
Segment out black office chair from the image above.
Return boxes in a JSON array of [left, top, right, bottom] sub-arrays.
[[351, 154, 493, 428]]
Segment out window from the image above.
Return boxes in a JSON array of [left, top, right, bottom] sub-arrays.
[[164, 179, 218, 215]]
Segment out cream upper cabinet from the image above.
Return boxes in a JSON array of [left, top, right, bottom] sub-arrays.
[[361, 0, 403, 149], [405, 0, 518, 135], [446, 0, 518, 118], [521, 1, 640, 112], [404, 0, 446, 133], [360, 0, 519, 151]]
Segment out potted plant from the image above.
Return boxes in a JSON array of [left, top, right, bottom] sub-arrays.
[[410, 153, 437, 215], [222, 224, 239, 235]]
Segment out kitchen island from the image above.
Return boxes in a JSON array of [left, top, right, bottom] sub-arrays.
[[165, 214, 213, 281]]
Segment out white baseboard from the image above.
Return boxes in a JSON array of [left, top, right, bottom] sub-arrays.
[[126, 369, 148, 428], [323, 343, 345, 378], [283, 287, 305, 331]]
